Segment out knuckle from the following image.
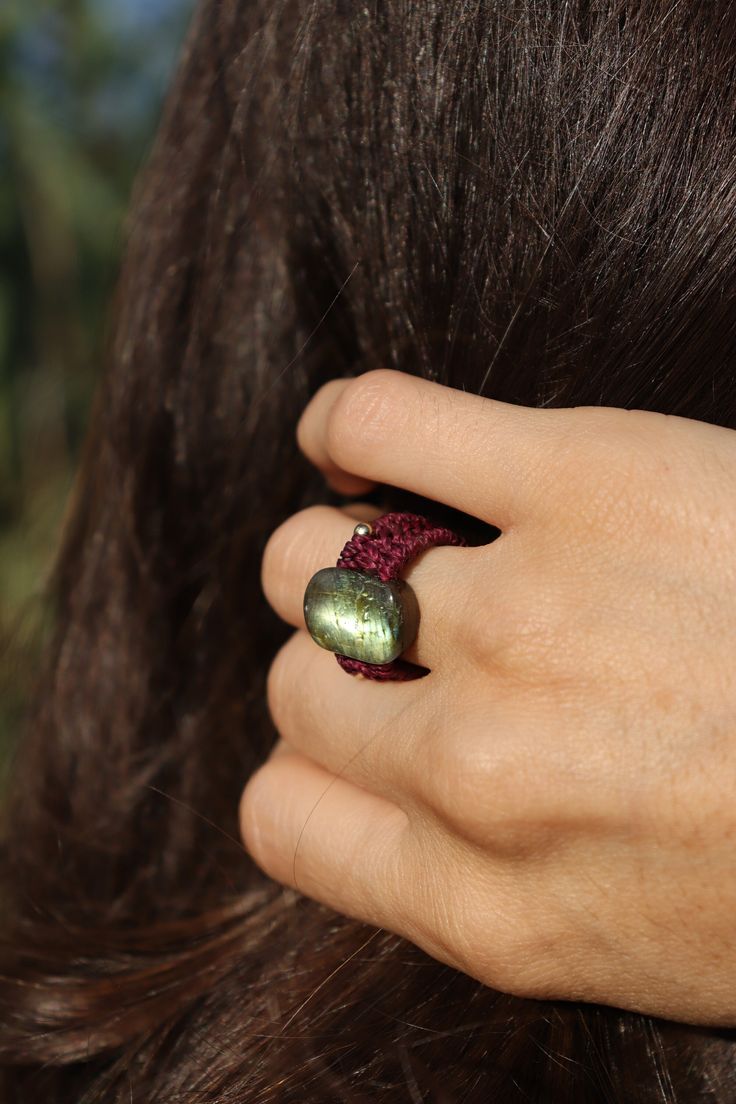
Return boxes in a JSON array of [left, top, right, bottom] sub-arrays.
[[423, 717, 555, 858], [296, 378, 345, 453], [261, 506, 328, 596], [421, 691, 598, 863], [325, 369, 407, 471], [261, 520, 296, 603], [464, 566, 570, 687], [413, 844, 570, 999], [238, 769, 268, 861], [265, 638, 295, 734], [238, 753, 292, 872], [423, 736, 494, 836], [476, 910, 571, 1000], [239, 758, 296, 876]]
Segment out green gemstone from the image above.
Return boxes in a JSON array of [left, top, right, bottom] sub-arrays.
[[303, 567, 419, 665]]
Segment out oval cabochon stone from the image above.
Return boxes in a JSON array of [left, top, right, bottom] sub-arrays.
[[303, 567, 419, 664]]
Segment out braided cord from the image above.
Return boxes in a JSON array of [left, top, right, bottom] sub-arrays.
[[334, 511, 467, 681]]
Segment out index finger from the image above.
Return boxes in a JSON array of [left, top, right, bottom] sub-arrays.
[[296, 369, 580, 529]]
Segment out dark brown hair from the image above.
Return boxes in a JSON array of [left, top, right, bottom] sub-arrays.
[[3, 1, 736, 1099]]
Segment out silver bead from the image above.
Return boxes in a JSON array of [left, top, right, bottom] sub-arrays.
[[353, 522, 373, 537]]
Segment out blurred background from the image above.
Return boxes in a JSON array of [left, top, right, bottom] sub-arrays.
[[0, 0, 193, 763]]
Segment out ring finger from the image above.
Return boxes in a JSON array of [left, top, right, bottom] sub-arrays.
[[261, 502, 475, 672]]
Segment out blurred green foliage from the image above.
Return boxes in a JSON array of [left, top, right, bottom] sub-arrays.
[[0, 0, 192, 759]]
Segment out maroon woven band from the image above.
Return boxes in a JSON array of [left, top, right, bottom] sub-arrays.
[[334, 511, 467, 681]]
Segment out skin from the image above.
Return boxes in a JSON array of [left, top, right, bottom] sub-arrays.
[[239, 367, 736, 1026]]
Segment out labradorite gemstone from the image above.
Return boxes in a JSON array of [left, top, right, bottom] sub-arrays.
[[303, 567, 419, 665]]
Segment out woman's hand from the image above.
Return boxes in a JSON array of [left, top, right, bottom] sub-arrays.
[[240, 368, 736, 1026]]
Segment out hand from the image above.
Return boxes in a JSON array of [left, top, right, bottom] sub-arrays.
[[240, 367, 736, 1026]]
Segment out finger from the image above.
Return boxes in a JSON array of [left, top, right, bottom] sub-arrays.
[[261, 503, 475, 671], [239, 749, 524, 993], [265, 628, 448, 807], [239, 748, 412, 933], [296, 368, 578, 529], [296, 378, 379, 496]]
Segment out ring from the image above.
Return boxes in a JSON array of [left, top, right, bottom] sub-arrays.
[[303, 511, 468, 681]]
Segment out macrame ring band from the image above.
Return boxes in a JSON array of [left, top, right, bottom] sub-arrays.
[[303, 511, 468, 681]]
